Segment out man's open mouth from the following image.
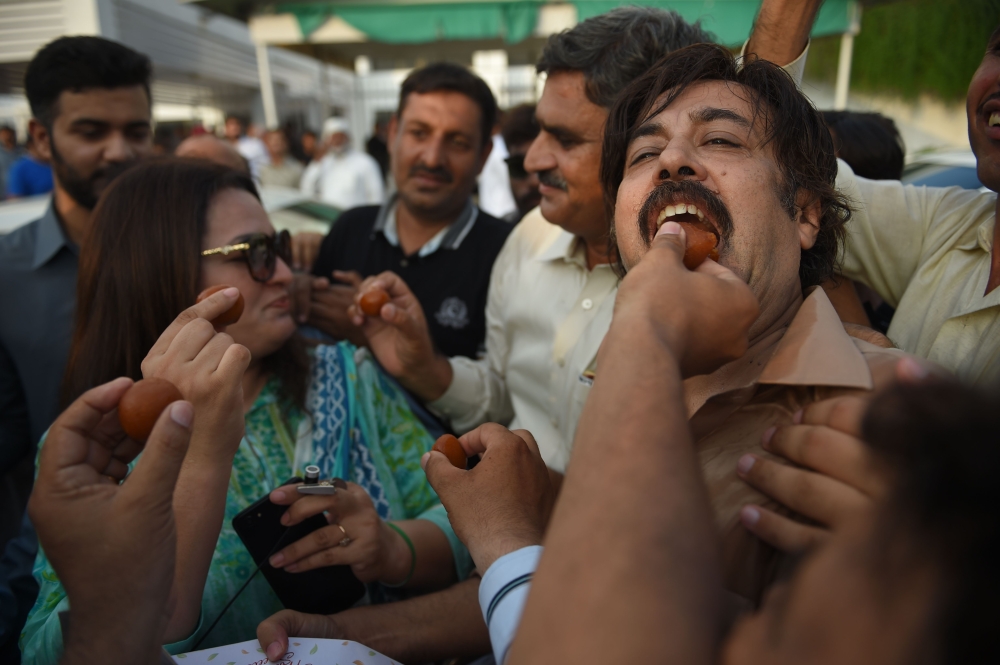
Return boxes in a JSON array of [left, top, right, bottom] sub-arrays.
[[990, 112, 1000, 128], [636, 180, 734, 251]]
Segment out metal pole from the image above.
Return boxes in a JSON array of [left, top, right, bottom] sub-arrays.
[[833, 32, 854, 110], [256, 44, 279, 129], [833, 1, 862, 111]]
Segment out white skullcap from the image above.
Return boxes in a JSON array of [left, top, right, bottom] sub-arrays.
[[321, 117, 351, 140]]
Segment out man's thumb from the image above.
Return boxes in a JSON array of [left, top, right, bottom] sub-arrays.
[[122, 401, 193, 505], [421, 450, 463, 497], [649, 220, 687, 258]]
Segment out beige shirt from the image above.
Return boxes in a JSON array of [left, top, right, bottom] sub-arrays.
[[259, 158, 304, 189], [431, 208, 618, 471], [837, 160, 1000, 384], [687, 287, 912, 600]]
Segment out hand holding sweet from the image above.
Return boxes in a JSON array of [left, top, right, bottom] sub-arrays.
[[613, 222, 759, 378], [422, 423, 556, 573], [29, 378, 194, 664], [140, 286, 251, 463]]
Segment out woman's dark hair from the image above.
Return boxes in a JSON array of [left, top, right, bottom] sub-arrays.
[[25, 36, 152, 129], [397, 63, 497, 148], [862, 378, 1000, 664], [600, 43, 851, 289], [61, 158, 309, 409], [822, 110, 905, 180]]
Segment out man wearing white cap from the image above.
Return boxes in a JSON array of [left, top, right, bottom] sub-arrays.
[[301, 117, 385, 210]]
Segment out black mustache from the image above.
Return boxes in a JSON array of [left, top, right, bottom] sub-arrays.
[[409, 164, 452, 182], [538, 169, 567, 191], [637, 180, 734, 246], [978, 91, 1000, 115]]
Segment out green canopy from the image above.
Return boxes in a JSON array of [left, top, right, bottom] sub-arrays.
[[280, 0, 854, 46]]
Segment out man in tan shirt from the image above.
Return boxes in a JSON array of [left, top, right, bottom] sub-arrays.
[[414, 47, 920, 640]]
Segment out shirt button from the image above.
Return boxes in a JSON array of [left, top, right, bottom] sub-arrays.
[[557, 358, 565, 367], [581, 298, 593, 310], [400, 259, 409, 267]]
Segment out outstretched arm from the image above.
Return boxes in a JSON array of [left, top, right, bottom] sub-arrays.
[[746, 0, 823, 67], [507, 223, 759, 664]]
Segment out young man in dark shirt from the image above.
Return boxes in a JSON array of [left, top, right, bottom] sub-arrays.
[[309, 63, 512, 359]]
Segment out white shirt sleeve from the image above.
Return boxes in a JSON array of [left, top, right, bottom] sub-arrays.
[[479, 546, 544, 664], [739, 39, 809, 86], [836, 158, 983, 307], [364, 156, 386, 205], [430, 230, 517, 432], [300, 160, 322, 197]]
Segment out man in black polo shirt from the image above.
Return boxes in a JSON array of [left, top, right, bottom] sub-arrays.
[[309, 63, 512, 359]]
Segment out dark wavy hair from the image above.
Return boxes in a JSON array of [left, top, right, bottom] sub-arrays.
[[61, 158, 309, 409], [537, 6, 714, 109], [600, 43, 850, 289]]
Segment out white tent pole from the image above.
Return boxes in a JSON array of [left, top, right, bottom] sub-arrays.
[[833, 1, 862, 111], [256, 44, 279, 129], [833, 32, 854, 110]]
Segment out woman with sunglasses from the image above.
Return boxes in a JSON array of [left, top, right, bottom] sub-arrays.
[[21, 159, 470, 662]]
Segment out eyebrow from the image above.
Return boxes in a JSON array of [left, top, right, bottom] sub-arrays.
[[69, 118, 151, 128], [691, 107, 751, 128]]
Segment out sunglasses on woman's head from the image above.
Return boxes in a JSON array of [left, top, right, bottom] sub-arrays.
[[201, 229, 292, 283]]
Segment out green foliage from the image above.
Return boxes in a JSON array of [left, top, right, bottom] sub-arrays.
[[804, 0, 999, 101]]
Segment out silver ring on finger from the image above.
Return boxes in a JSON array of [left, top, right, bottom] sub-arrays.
[[334, 523, 351, 547]]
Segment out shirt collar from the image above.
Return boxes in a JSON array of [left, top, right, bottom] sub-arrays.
[[32, 201, 75, 269], [954, 214, 995, 253], [684, 287, 872, 416], [372, 193, 479, 257]]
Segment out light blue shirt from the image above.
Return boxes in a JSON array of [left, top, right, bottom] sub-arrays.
[[478, 545, 543, 664]]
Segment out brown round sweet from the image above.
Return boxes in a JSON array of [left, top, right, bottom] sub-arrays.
[[359, 288, 390, 317], [196, 285, 244, 327], [432, 434, 468, 469], [118, 378, 184, 443], [679, 221, 720, 270]]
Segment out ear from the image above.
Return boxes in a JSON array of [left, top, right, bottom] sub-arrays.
[[795, 189, 822, 250], [29, 118, 52, 162]]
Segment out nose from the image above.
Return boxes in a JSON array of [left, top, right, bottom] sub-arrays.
[[271, 256, 294, 287], [524, 132, 555, 175], [420, 134, 446, 169], [103, 131, 133, 162], [655, 141, 706, 183]]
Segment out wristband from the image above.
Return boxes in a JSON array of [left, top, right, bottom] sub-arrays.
[[382, 522, 416, 587]]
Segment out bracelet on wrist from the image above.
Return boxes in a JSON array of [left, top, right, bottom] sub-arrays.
[[382, 522, 416, 588]]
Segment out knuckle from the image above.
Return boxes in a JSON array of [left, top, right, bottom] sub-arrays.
[[313, 527, 334, 549]]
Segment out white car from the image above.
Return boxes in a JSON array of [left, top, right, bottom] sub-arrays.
[[902, 149, 986, 192]]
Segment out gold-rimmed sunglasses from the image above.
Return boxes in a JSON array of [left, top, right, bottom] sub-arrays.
[[201, 229, 292, 283]]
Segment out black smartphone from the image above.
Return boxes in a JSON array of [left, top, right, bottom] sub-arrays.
[[231, 478, 366, 614]]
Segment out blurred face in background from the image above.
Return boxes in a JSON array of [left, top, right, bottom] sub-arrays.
[[0, 128, 14, 150], [32, 85, 152, 210], [506, 140, 542, 215], [388, 90, 492, 222], [224, 117, 243, 141], [301, 132, 317, 158], [265, 131, 289, 161]]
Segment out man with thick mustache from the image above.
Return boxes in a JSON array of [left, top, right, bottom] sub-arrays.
[[344, 1, 815, 472], [307, 63, 512, 360], [418, 44, 930, 664]]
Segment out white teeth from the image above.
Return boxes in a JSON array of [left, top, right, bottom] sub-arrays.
[[655, 202, 708, 227], [990, 112, 1000, 127]]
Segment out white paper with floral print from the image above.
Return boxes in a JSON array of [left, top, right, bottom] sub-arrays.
[[173, 638, 401, 665]]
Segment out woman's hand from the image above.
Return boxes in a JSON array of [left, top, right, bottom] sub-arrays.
[[267, 481, 413, 584], [736, 395, 889, 553], [140, 286, 251, 463]]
